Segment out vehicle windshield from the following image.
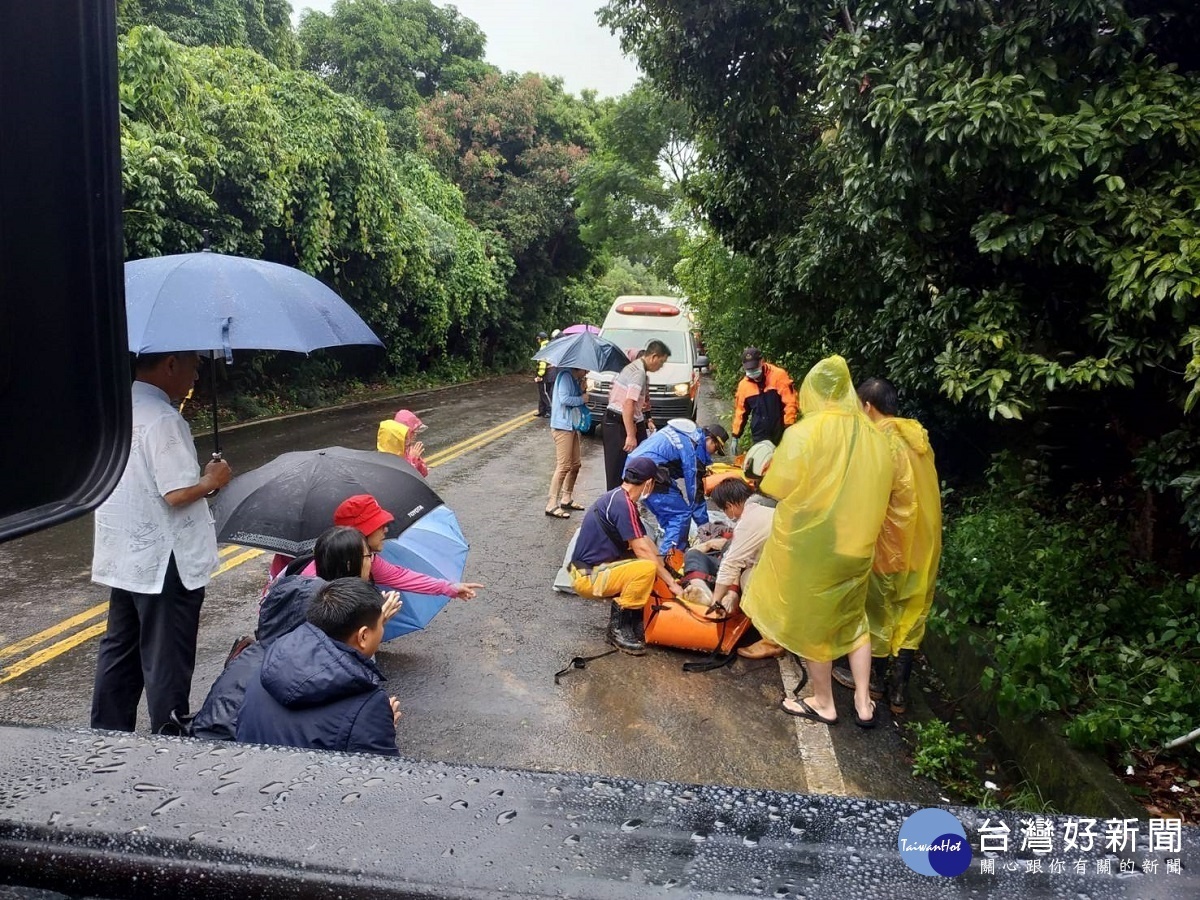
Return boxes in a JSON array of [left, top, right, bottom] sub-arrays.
[[600, 327, 686, 359]]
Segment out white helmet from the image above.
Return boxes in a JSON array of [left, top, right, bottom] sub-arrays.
[[551, 329, 562, 339]]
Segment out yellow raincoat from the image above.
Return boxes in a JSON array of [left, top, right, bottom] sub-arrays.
[[865, 424, 918, 657], [741, 356, 914, 662], [377, 419, 410, 456], [875, 417, 942, 653]]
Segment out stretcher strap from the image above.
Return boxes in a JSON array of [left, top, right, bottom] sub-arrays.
[[553, 649, 618, 684]]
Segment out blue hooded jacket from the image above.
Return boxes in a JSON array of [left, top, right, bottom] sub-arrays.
[[191, 575, 322, 741], [627, 419, 713, 511], [236, 621, 399, 757]]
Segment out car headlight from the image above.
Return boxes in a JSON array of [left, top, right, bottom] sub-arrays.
[[586, 378, 601, 393], [673, 382, 690, 397]]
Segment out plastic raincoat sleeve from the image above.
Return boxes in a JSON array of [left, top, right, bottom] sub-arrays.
[[873, 429, 917, 575], [741, 356, 896, 662], [891, 418, 943, 652]]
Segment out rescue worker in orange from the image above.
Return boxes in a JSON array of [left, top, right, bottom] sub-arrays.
[[731, 347, 798, 446]]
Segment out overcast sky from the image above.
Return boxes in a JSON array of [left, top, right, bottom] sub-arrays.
[[292, 0, 642, 98]]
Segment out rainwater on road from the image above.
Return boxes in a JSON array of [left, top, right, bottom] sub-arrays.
[[0, 373, 941, 806]]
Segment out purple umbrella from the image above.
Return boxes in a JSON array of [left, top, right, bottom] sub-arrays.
[[561, 323, 600, 335]]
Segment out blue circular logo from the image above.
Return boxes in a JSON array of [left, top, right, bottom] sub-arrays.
[[898, 808, 973, 877]]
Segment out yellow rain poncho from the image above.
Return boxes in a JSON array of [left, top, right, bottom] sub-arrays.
[[376, 419, 410, 456], [865, 425, 917, 657], [741, 356, 913, 662], [877, 417, 942, 653]]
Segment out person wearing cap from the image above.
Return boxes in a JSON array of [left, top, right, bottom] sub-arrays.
[[731, 348, 798, 446], [535, 332, 551, 418], [293, 495, 483, 602], [568, 457, 683, 655], [377, 409, 429, 477], [626, 419, 728, 556]]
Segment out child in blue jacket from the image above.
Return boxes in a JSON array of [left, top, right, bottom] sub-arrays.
[[237, 577, 403, 756]]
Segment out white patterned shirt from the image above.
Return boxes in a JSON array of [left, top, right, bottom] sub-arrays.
[[605, 359, 649, 422], [92, 381, 217, 593]]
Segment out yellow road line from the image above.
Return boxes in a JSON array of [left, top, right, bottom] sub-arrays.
[[0, 621, 109, 685], [0, 603, 108, 661], [424, 410, 537, 466], [0, 410, 536, 686], [0, 548, 261, 663], [213, 548, 264, 577], [427, 412, 538, 468]]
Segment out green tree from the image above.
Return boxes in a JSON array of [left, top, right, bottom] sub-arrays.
[[298, 0, 494, 145], [605, 1, 1200, 537], [419, 72, 600, 360], [119, 26, 505, 379], [117, 0, 298, 65], [576, 81, 694, 279]]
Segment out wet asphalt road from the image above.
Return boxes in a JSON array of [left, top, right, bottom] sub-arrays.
[[0, 374, 941, 806]]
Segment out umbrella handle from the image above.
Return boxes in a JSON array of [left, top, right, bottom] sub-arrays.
[[206, 450, 223, 497]]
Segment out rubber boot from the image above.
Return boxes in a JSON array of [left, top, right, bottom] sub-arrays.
[[832, 657, 887, 700], [606, 602, 646, 655], [889, 649, 916, 715]]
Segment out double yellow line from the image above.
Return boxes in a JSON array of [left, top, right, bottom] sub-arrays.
[[0, 409, 537, 686], [0, 545, 262, 686]]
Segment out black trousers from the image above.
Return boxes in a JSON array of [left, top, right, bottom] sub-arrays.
[[536, 378, 551, 416], [602, 409, 649, 490], [90, 553, 205, 732]]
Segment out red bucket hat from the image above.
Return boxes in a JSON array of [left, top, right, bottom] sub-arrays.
[[333, 494, 395, 537]]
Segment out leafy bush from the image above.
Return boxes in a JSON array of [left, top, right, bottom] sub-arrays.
[[935, 479, 1200, 753]]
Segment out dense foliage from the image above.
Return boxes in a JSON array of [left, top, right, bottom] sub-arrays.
[[297, 0, 493, 146], [603, 0, 1200, 540], [936, 460, 1200, 755], [118, 0, 297, 65], [119, 25, 505, 387]]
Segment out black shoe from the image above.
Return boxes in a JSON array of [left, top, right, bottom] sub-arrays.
[[890, 649, 916, 715], [606, 602, 646, 655]]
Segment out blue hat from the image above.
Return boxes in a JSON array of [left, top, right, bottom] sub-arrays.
[[623, 456, 658, 485]]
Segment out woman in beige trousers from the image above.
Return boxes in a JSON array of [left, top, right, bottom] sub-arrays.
[[545, 367, 589, 518]]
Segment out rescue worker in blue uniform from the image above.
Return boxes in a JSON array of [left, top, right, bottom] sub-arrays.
[[627, 419, 729, 556]]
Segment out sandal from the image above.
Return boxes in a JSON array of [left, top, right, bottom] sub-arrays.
[[780, 697, 838, 725], [559, 501, 586, 511], [853, 700, 878, 730], [544, 508, 571, 519]]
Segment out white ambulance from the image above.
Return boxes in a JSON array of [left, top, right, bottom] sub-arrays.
[[584, 296, 708, 427]]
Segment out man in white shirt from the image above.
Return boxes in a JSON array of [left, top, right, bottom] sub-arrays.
[[91, 351, 232, 732]]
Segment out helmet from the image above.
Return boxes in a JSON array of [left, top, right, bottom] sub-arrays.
[[537, 331, 548, 340], [551, 329, 562, 339]]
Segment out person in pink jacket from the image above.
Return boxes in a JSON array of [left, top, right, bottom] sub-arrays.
[[267, 494, 482, 601]]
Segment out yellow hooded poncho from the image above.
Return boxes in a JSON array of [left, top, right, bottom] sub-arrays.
[[377, 419, 410, 456], [741, 356, 912, 662], [868, 417, 942, 654]]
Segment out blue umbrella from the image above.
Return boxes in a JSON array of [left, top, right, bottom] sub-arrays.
[[531, 331, 629, 373], [378, 505, 469, 640], [125, 251, 383, 452]]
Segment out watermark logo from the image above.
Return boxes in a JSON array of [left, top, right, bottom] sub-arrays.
[[898, 808, 973, 877]]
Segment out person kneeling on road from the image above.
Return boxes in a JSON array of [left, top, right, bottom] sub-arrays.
[[568, 456, 682, 655], [237, 576, 405, 756]]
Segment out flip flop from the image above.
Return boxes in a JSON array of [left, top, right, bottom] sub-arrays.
[[559, 501, 586, 511], [853, 700, 878, 730], [544, 508, 570, 519], [780, 697, 838, 725]]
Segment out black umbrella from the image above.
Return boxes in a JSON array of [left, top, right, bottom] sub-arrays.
[[212, 447, 442, 556]]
